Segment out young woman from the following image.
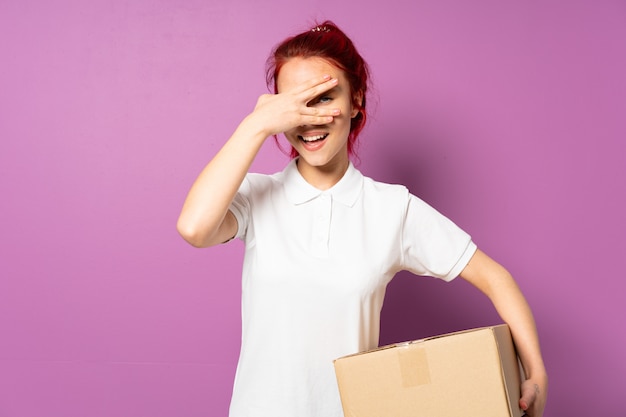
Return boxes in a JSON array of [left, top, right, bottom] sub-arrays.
[[177, 21, 547, 417]]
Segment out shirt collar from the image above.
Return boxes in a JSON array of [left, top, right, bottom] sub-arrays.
[[282, 158, 363, 207]]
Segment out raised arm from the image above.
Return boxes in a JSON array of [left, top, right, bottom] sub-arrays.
[[176, 74, 341, 248], [460, 249, 548, 417]]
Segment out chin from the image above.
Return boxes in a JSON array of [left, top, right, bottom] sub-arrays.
[[298, 154, 331, 166]]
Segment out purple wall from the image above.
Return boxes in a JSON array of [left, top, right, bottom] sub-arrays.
[[1, 1, 624, 416]]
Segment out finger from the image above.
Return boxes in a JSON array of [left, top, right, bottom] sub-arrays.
[[298, 108, 340, 125], [519, 383, 537, 412], [300, 106, 341, 117], [281, 74, 332, 95], [285, 75, 338, 101], [301, 77, 339, 101], [289, 74, 335, 95], [299, 115, 335, 126], [519, 397, 529, 411], [519, 392, 531, 410], [302, 114, 335, 125]]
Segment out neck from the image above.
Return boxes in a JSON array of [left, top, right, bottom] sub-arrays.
[[296, 157, 350, 190]]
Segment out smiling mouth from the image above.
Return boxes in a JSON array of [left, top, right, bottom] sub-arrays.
[[298, 134, 329, 143]]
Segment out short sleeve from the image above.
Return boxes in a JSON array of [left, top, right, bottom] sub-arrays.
[[229, 176, 252, 241], [401, 194, 477, 281]]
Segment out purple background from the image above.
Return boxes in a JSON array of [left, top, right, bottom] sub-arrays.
[[1, 1, 625, 416]]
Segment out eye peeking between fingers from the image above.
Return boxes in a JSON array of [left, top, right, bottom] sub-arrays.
[[309, 95, 333, 107]]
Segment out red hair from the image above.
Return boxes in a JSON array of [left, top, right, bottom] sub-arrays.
[[266, 21, 370, 158]]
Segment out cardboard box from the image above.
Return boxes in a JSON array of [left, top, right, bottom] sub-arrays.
[[334, 324, 523, 417]]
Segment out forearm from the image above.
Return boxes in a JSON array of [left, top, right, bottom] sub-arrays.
[[461, 250, 547, 416], [489, 273, 547, 383], [177, 117, 267, 247], [485, 267, 548, 416], [460, 250, 547, 383]]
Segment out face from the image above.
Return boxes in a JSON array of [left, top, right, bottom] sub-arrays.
[[276, 57, 359, 173]]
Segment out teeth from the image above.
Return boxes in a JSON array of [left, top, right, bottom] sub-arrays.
[[300, 134, 328, 142]]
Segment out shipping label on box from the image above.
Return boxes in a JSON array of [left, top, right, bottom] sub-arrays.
[[334, 324, 523, 417]]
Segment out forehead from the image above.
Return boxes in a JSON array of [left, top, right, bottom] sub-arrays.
[[276, 57, 348, 92]]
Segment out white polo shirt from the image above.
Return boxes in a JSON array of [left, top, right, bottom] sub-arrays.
[[228, 158, 477, 417]]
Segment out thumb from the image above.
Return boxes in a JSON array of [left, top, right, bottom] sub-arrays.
[[519, 380, 537, 411], [519, 397, 529, 411]]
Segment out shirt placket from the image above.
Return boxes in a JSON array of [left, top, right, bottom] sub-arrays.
[[311, 193, 332, 258]]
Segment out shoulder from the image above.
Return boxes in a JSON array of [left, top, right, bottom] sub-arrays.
[[361, 175, 410, 202], [355, 174, 413, 219], [240, 171, 283, 193], [245, 171, 280, 184], [359, 174, 445, 220]]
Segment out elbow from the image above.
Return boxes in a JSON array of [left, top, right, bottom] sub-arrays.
[[176, 217, 211, 248]]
